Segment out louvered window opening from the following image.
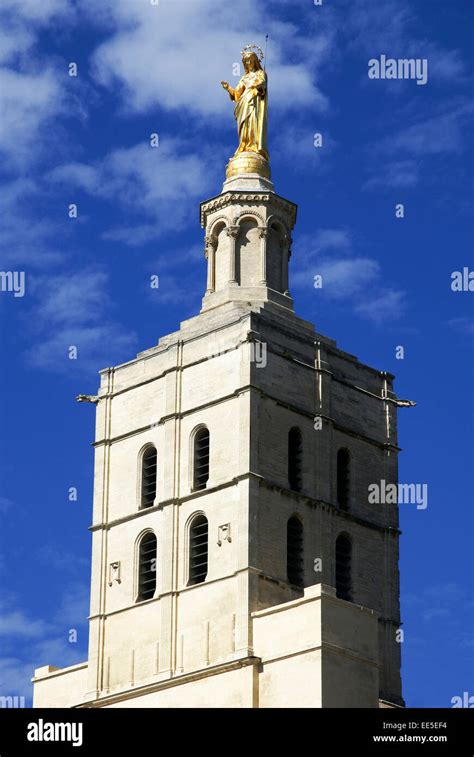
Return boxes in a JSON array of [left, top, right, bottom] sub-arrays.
[[194, 429, 210, 490], [142, 447, 157, 508], [335, 535, 352, 602], [337, 449, 350, 511], [189, 516, 208, 585], [287, 517, 304, 587], [288, 427, 303, 492], [138, 533, 157, 601]]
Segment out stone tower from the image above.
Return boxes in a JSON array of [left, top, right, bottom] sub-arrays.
[[33, 58, 404, 709]]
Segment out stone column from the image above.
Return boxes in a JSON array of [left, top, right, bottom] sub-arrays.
[[204, 235, 216, 294], [226, 226, 239, 285], [258, 227, 268, 285], [280, 234, 292, 295]]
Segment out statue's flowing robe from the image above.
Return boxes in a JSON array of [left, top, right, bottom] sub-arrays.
[[230, 69, 269, 160]]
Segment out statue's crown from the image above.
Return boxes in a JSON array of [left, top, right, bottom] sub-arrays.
[[241, 43, 264, 62]]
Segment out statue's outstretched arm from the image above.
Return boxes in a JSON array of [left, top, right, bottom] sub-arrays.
[[221, 80, 245, 102]]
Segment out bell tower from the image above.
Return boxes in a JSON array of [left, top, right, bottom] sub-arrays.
[[200, 177, 296, 314], [32, 45, 404, 710]]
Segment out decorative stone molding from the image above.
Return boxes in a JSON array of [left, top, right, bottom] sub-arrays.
[[208, 214, 229, 238], [108, 561, 121, 586], [217, 523, 232, 546], [204, 234, 217, 260], [225, 225, 239, 239], [232, 209, 266, 227], [200, 192, 297, 228]]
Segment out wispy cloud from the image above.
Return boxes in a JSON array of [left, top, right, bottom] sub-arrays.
[[377, 102, 473, 158], [24, 268, 137, 374], [342, 0, 466, 84], [0, 0, 79, 169], [272, 124, 337, 169], [446, 317, 474, 336], [0, 606, 53, 640], [291, 228, 406, 322], [0, 67, 67, 168], [81, 0, 330, 117], [50, 139, 218, 245], [0, 586, 89, 702], [364, 159, 420, 190], [364, 101, 473, 190], [0, 179, 68, 268], [355, 288, 406, 321]]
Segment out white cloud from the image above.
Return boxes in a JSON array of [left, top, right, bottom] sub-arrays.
[[364, 159, 419, 190], [364, 101, 473, 190], [446, 318, 474, 336], [36, 546, 89, 573], [342, 0, 466, 83], [140, 244, 204, 308], [0, 587, 89, 701], [291, 229, 405, 322], [0, 0, 72, 25], [25, 268, 137, 374], [310, 228, 352, 254], [355, 288, 405, 322], [32, 269, 110, 326], [81, 0, 329, 118], [54, 583, 90, 628], [51, 139, 219, 244], [0, 608, 53, 640], [0, 0, 80, 166], [380, 103, 473, 157], [272, 124, 336, 168], [0, 27, 34, 65], [0, 67, 65, 166], [311, 258, 380, 298], [0, 179, 67, 268], [53, 140, 211, 206]]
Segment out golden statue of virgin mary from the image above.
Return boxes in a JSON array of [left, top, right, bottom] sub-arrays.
[[221, 44, 270, 178]]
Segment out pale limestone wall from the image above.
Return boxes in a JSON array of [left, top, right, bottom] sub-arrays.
[[259, 653, 323, 708], [254, 584, 378, 708], [236, 221, 260, 287], [243, 308, 402, 704], [33, 664, 88, 708], [105, 665, 257, 708], [265, 227, 283, 291], [214, 226, 231, 291], [33, 585, 379, 709], [33, 190, 403, 708]]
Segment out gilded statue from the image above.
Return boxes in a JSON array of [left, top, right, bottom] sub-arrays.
[[221, 44, 269, 162]]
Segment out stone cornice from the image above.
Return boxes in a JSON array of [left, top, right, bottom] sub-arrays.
[[89, 469, 401, 536], [200, 190, 297, 228], [75, 654, 260, 708]]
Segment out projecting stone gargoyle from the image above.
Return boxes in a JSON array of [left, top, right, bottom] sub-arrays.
[[76, 394, 100, 404]]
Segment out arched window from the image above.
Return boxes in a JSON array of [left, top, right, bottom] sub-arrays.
[[335, 533, 352, 602], [141, 446, 157, 508], [288, 427, 303, 492], [287, 516, 304, 587], [137, 532, 157, 602], [337, 448, 350, 510], [188, 514, 208, 585], [193, 427, 210, 491]]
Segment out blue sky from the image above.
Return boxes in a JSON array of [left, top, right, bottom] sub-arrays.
[[0, 0, 473, 708]]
